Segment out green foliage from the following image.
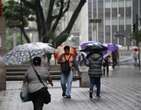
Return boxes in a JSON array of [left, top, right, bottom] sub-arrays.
[[4, 29, 27, 52], [3, 0, 34, 28], [4, 30, 13, 51]]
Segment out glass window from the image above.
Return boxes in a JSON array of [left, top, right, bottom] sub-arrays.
[[119, 8, 124, 17], [126, 25, 131, 33], [126, 7, 131, 17], [112, 0, 117, 2], [105, 8, 110, 18], [112, 8, 117, 17], [119, 25, 124, 32], [105, 25, 110, 43], [98, 23, 104, 43], [88, 25, 92, 41], [112, 25, 117, 43], [119, 25, 124, 45], [105, 0, 110, 2]]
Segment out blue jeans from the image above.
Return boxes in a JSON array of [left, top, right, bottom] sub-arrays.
[[61, 71, 73, 96], [89, 77, 101, 97]]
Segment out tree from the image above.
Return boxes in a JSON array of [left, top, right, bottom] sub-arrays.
[[3, 0, 35, 43], [4, 0, 86, 47]]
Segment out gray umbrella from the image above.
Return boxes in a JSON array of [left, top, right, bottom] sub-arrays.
[[3, 42, 55, 65]]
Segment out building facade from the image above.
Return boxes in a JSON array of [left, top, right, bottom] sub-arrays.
[[88, 0, 141, 46]]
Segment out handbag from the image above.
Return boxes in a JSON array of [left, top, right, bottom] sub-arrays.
[[20, 81, 31, 102], [32, 65, 51, 104]]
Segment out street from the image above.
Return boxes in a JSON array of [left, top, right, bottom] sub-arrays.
[[0, 65, 141, 110]]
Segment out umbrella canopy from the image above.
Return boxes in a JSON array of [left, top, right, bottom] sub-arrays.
[[80, 41, 107, 52], [103, 43, 119, 52], [54, 45, 77, 60], [3, 42, 55, 65]]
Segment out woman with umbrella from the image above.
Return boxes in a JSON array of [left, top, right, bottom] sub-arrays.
[[81, 41, 106, 99]]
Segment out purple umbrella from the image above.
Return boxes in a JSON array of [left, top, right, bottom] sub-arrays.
[[107, 43, 118, 52], [80, 41, 107, 52], [80, 41, 97, 50]]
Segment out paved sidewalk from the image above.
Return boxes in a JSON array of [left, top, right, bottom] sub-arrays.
[[0, 65, 141, 110]]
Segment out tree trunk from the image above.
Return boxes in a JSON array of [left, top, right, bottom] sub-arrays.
[[53, 0, 86, 47], [35, 0, 46, 41], [20, 27, 31, 43]]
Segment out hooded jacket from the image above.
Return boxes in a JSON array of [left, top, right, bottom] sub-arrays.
[[86, 53, 103, 77]]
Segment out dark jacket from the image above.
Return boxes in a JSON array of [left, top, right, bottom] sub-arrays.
[[86, 53, 103, 77]]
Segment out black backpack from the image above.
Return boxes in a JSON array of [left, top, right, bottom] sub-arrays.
[[61, 54, 72, 75]]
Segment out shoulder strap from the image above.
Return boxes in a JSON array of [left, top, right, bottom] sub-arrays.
[[64, 54, 72, 61], [32, 65, 47, 88], [28, 51, 47, 88]]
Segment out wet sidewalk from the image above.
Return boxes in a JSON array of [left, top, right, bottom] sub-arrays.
[[0, 65, 141, 110]]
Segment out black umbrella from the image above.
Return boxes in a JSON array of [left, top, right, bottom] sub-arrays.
[[80, 43, 107, 53]]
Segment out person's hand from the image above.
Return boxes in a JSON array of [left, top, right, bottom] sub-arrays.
[[78, 71, 82, 78], [48, 77, 53, 86], [49, 82, 53, 87]]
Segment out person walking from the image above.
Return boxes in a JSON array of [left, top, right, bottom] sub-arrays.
[[103, 55, 110, 77], [112, 52, 117, 69], [24, 57, 53, 110], [133, 48, 139, 66], [58, 46, 80, 99], [85, 52, 103, 99]]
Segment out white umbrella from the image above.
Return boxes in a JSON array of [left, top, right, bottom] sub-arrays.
[[3, 42, 55, 65]]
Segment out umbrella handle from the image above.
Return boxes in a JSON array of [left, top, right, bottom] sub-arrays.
[[28, 51, 33, 64]]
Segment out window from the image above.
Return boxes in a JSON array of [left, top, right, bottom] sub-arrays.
[[119, 8, 124, 17], [98, 23, 104, 42], [126, 7, 131, 18], [126, 25, 131, 33], [105, 0, 110, 2], [112, 0, 117, 2], [112, 25, 117, 43], [112, 8, 117, 17], [105, 25, 111, 43], [105, 8, 110, 18]]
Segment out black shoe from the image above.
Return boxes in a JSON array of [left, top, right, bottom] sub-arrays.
[[66, 95, 71, 99], [62, 92, 66, 97], [96, 95, 101, 98], [89, 92, 93, 99]]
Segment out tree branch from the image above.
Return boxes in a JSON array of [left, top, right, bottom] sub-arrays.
[[54, 0, 86, 47], [35, 0, 46, 40], [61, 0, 86, 34], [51, 0, 70, 28], [46, 0, 55, 31], [20, 26, 31, 43], [63, 0, 70, 15], [51, 0, 64, 32]]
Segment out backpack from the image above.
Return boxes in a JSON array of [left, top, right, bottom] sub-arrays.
[[61, 54, 72, 75]]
